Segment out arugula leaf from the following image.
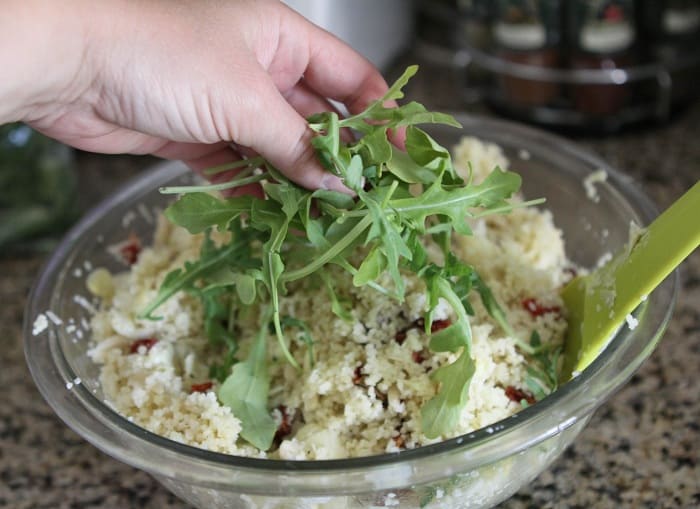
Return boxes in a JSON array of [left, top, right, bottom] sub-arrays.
[[419, 274, 476, 438], [250, 196, 299, 368], [280, 315, 315, 367], [337, 65, 419, 132], [138, 228, 256, 320], [320, 270, 354, 322], [421, 348, 476, 438], [360, 189, 411, 299], [231, 272, 258, 305], [164, 193, 254, 234], [389, 169, 522, 236], [405, 126, 454, 177], [471, 271, 515, 338], [523, 331, 561, 399], [385, 147, 437, 184], [218, 317, 276, 450]]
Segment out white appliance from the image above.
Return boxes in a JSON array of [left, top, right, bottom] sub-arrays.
[[283, 0, 415, 70]]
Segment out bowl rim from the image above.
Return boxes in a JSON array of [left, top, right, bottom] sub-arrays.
[[23, 113, 678, 495]]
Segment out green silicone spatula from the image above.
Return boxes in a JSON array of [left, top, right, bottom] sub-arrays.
[[561, 180, 700, 381]]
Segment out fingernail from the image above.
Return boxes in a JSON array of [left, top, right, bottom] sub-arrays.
[[321, 173, 353, 195]]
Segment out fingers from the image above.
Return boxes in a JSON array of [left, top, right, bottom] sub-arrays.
[[230, 77, 347, 193], [153, 141, 231, 163], [156, 142, 264, 198], [282, 17, 404, 148], [283, 81, 340, 119], [283, 81, 355, 144], [298, 24, 393, 115]]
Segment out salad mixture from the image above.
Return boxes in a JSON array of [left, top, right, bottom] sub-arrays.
[[86, 67, 572, 459]]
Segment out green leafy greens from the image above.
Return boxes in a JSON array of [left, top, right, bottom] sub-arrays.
[[143, 65, 539, 448]]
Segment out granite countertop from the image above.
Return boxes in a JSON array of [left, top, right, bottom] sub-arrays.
[[2, 58, 699, 509]]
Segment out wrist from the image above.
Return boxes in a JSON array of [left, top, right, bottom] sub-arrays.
[[0, 0, 100, 125]]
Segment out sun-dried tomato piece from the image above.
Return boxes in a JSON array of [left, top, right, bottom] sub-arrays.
[[129, 337, 158, 354], [505, 385, 536, 405], [412, 351, 425, 364], [190, 381, 214, 393], [375, 388, 388, 409], [522, 297, 561, 318], [430, 319, 451, 333], [277, 406, 292, 435], [394, 329, 408, 344], [273, 405, 294, 445], [563, 267, 578, 282], [120, 233, 142, 265], [395, 317, 451, 344], [352, 365, 364, 386]]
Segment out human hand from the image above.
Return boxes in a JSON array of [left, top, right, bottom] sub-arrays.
[[1, 0, 395, 191]]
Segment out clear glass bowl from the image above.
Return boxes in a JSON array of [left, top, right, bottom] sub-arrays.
[[24, 114, 677, 509]]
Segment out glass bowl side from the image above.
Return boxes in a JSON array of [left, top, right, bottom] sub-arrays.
[[23, 115, 677, 500]]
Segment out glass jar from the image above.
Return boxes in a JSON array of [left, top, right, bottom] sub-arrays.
[[0, 123, 79, 252], [641, 0, 700, 106], [568, 0, 638, 116], [492, 0, 564, 107]]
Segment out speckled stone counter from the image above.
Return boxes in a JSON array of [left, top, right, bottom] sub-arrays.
[[2, 63, 698, 508]]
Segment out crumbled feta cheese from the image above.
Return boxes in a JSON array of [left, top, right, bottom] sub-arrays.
[[583, 169, 607, 203], [32, 314, 49, 335], [137, 203, 154, 224], [384, 492, 399, 506], [45, 310, 63, 326], [121, 210, 137, 228], [73, 294, 97, 314]]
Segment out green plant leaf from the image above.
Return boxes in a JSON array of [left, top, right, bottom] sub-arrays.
[[354, 246, 386, 286], [164, 193, 254, 233], [421, 348, 476, 438], [218, 323, 276, 450]]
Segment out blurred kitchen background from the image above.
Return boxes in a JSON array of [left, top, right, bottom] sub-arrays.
[[2, 0, 699, 253], [290, 0, 700, 131]]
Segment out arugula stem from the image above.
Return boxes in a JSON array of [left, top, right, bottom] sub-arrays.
[[273, 306, 299, 369], [227, 297, 236, 335], [160, 171, 266, 194], [203, 156, 265, 176], [435, 277, 472, 349], [340, 189, 529, 220], [471, 198, 546, 218], [340, 259, 399, 299], [280, 214, 373, 283], [513, 339, 536, 356], [382, 180, 399, 208], [138, 238, 248, 319]]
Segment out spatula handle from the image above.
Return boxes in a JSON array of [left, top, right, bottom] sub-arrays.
[[614, 180, 700, 308]]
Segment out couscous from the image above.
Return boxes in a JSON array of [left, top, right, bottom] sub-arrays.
[[87, 136, 571, 460]]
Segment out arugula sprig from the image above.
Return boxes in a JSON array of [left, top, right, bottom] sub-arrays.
[[218, 306, 277, 450], [523, 331, 561, 400], [144, 65, 531, 446]]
